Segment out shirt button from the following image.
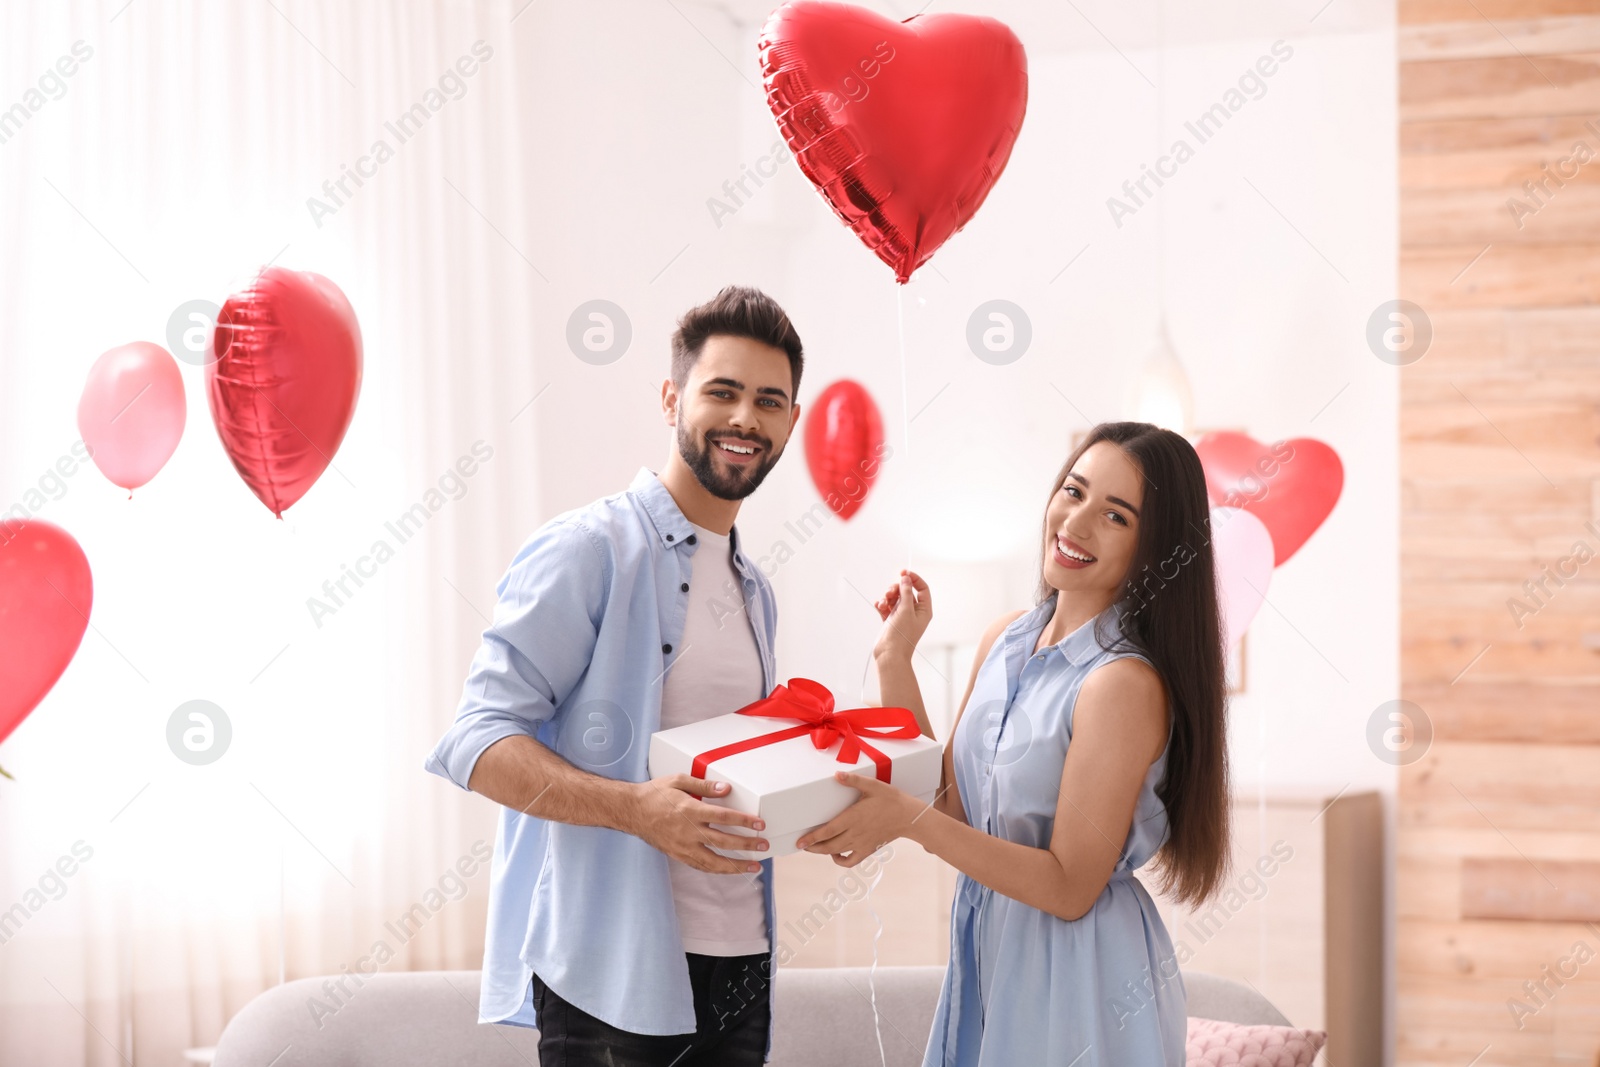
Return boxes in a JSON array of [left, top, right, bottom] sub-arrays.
[[662, 643, 673, 654], [680, 582, 689, 592], [686, 534, 697, 545], [666, 534, 674, 542]]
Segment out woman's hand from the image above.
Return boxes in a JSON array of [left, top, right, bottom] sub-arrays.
[[795, 770, 926, 867], [872, 569, 933, 663]]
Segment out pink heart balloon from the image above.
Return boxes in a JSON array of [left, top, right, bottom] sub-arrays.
[[77, 341, 186, 492], [1210, 506, 1274, 652]]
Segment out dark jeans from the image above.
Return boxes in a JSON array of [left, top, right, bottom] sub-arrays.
[[531, 952, 771, 1066]]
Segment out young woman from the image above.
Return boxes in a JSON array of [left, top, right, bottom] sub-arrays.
[[794, 421, 1232, 1066]]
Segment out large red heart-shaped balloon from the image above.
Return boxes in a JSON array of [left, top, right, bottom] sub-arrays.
[[0, 519, 93, 748], [1194, 431, 1343, 566], [805, 380, 885, 520], [208, 267, 363, 517], [760, 1, 1028, 283]]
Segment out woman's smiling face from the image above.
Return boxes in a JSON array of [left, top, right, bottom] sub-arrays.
[[1042, 440, 1145, 596]]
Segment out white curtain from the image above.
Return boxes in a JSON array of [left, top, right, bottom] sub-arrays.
[[0, 2, 539, 1062]]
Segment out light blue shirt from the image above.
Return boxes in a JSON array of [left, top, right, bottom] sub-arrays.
[[424, 466, 781, 1055]]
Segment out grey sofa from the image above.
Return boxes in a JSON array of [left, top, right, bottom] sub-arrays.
[[212, 966, 1290, 1066]]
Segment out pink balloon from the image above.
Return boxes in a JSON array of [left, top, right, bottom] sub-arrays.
[[1211, 506, 1274, 652], [77, 342, 186, 491]]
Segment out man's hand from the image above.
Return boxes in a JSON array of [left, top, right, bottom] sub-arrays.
[[628, 774, 770, 874], [466, 738, 770, 875]]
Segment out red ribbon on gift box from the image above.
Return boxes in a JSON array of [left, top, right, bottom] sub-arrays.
[[688, 678, 921, 799]]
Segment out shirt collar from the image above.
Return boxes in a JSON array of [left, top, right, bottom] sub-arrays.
[[1010, 592, 1129, 667], [628, 466, 752, 566]]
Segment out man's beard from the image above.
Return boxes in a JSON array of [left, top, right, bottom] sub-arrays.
[[678, 414, 778, 501]]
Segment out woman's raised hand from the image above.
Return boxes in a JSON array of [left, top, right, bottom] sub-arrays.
[[872, 569, 933, 662]]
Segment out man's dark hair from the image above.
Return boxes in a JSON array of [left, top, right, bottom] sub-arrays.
[[670, 286, 803, 403]]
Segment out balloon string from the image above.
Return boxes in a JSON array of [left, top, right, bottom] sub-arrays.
[[863, 279, 914, 708], [866, 858, 888, 1067], [896, 282, 910, 573], [852, 279, 911, 1066]]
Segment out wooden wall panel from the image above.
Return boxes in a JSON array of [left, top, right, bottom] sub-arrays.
[[1462, 858, 1600, 920], [1402, 245, 1600, 307], [1401, 56, 1600, 122], [1401, 682, 1600, 744], [1402, 3, 1600, 27], [1401, 11, 1600, 1066]]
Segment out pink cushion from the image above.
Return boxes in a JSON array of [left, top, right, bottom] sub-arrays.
[[1185, 1016, 1328, 1066]]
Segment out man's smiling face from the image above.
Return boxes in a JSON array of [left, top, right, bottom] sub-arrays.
[[670, 334, 799, 501]]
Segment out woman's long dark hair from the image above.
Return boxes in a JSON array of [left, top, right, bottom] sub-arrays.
[[1032, 421, 1231, 908]]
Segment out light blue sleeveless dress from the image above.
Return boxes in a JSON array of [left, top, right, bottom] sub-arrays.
[[921, 594, 1187, 1067]]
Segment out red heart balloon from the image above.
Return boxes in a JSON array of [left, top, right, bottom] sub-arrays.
[[0, 519, 93, 748], [805, 380, 885, 520], [1193, 431, 1343, 566], [760, 1, 1028, 283], [208, 267, 363, 517]]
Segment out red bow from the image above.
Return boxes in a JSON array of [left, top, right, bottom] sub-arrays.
[[689, 678, 920, 796]]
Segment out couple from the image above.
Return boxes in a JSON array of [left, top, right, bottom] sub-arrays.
[[424, 286, 1231, 1067]]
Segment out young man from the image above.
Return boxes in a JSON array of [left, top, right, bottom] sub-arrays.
[[424, 286, 804, 1066]]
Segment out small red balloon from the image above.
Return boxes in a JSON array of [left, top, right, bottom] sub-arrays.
[[805, 380, 885, 520], [208, 267, 363, 517], [760, 1, 1028, 284], [1194, 431, 1343, 566], [0, 519, 93, 747]]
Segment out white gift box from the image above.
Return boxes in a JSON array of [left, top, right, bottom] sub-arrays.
[[648, 705, 944, 861]]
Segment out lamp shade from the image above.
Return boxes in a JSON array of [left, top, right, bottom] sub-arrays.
[[1125, 318, 1193, 435]]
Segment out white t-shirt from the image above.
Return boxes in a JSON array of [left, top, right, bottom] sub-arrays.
[[658, 521, 769, 955]]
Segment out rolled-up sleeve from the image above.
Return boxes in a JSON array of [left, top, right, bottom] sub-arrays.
[[424, 519, 608, 791]]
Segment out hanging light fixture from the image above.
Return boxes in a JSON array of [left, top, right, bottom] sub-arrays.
[[1124, 0, 1195, 437], [1127, 317, 1194, 434]]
